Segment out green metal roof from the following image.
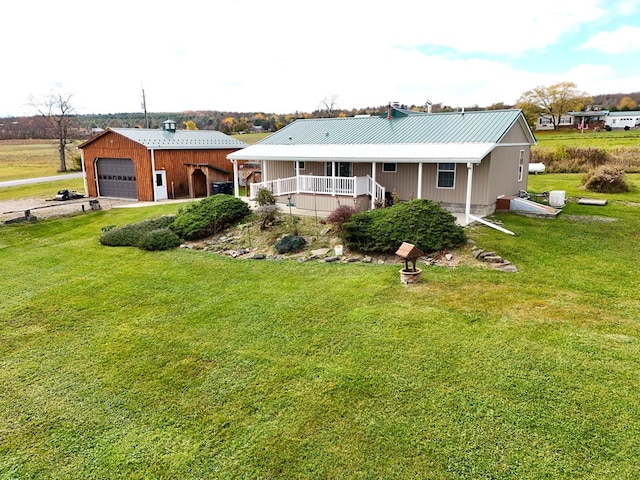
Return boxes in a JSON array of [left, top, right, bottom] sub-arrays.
[[101, 128, 248, 150], [258, 108, 534, 146]]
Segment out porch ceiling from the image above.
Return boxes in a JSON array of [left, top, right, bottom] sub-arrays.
[[228, 143, 495, 163]]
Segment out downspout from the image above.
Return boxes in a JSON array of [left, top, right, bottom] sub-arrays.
[[465, 162, 515, 235], [150, 148, 156, 202], [417, 162, 423, 199], [465, 162, 473, 224]]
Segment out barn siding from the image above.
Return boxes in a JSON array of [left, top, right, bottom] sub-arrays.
[[81, 131, 154, 201], [154, 149, 237, 199], [81, 130, 242, 201]]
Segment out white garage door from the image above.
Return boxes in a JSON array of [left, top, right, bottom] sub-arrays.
[[96, 158, 137, 199]]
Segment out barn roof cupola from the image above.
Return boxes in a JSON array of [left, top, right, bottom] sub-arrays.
[[163, 119, 177, 132]]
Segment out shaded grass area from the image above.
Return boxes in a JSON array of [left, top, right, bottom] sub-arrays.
[[2, 197, 640, 478]]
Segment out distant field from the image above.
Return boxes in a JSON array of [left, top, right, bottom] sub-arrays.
[[0, 140, 81, 181], [231, 132, 270, 144], [534, 128, 640, 149]]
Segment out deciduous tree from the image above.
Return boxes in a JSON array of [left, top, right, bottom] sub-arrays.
[[617, 96, 638, 111], [318, 94, 340, 118], [28, 87, 76, 171], [517, 82, 592, 130]]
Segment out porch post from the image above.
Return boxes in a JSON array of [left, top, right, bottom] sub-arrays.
[[371, 161, 377, 209], [417, 162, 423, 199], [231, 159, 239, 198], [332, 161, 336, 196], [295, 161, 300, 193], [465, 162, 473, 224]]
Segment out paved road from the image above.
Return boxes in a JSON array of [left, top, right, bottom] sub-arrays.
[[0, 173, 83, 188]]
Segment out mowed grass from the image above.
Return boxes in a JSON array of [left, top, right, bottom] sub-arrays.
[[534, 128, 640, 149], [2, 182, 640, 478]]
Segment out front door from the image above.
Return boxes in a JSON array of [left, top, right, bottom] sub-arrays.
[[154, 170, 168, 201]]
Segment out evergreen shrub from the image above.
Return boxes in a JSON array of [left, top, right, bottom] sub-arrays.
[[99, 216, 176, 247], [170, 195, 250, 240], [340, 199, 467, 254], [274, 234, 306, 254], [138, 228, 182, 251]]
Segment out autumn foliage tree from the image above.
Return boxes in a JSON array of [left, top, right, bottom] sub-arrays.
[[617, 96, 638, 111], [517, 82, 592, 130]]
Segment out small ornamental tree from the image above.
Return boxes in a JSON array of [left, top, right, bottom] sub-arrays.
[[326, 204, 358, 231]]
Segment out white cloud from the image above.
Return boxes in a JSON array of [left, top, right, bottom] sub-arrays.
[[1, 0, 638, 116], [578, 26, 640, 53]]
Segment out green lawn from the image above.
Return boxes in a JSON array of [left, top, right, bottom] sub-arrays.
[[2, 183, 640, 478], [534, 128, 640, 149]]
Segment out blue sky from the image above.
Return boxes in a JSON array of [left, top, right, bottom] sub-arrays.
[[2, 0, 639, 117]]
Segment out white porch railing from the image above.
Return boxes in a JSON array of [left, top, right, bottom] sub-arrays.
[[250, 175, 385, 203]]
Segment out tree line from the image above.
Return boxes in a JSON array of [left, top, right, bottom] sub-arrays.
[[3, 85, 640, 172]]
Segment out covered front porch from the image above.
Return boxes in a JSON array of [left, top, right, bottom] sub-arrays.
[[248, 174, 385, 208]]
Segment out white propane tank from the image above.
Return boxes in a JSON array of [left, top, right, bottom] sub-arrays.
[[549, 190, 566, 207], [528, 163, 546, 174]]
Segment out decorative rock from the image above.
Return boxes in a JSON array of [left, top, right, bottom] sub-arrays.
[[483, 255, 504, 263], [311, 247, 331, 256], [362, 256, 373, 263], [445, 253, 453, 261], [323, 256, 339, 262], [495, 264, 518, 272], [249, 253, 266, 260]]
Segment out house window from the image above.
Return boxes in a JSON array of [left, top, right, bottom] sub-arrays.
[[382, 163, 397, 173], [326, 162, 353, 177], [518, 150, 524, 182], [296, 161, 305, 170], [437, 163, 455, 188]]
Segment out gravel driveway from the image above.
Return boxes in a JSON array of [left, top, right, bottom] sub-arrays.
[[0, 197, 137, 223]]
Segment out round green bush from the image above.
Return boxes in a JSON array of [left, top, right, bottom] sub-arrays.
[[138, 228, 182, 251], [170, 195, 250, 240], [340, 199, 467, 254], [99, 216, 175, 246]]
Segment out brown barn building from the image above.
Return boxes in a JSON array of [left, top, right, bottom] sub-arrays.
[[79, 120, 248, 201]]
